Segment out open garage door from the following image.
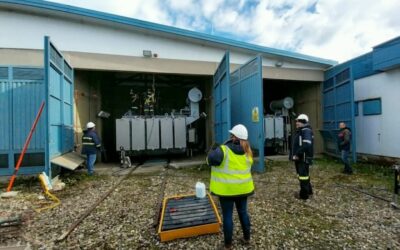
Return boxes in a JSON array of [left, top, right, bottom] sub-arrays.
[[44, 36, 76, 176], [230, 56, 264, 172], [322, 67, 356, 162], [213, 52, 231, 144]]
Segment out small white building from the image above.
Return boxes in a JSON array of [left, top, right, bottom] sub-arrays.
[[323, 37, 400, 161], [354, 39, 400, 159]]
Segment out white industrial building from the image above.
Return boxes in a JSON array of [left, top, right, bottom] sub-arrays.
[[0, 0, 339, 175], [323, 36, 400, 162], [0, 0, 398, 176]]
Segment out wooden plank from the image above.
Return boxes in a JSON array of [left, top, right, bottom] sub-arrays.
[[51, 151, 85, 170]]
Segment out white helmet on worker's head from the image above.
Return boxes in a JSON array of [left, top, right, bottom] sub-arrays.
[[229, 124, 248, 140], [296, 114, 309, 123], [86, 122, 96, 129]]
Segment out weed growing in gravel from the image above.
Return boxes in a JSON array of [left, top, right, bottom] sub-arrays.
[[62, 171, 107, 186], [0, 176, 40, 192]]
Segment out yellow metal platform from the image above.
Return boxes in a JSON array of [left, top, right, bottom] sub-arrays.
[[158, 193, 221, 242]]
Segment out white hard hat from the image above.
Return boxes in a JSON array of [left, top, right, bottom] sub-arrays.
[[296, 114, 309, 122], [229, 124, 248, 140], [86, 122, 95, 129]]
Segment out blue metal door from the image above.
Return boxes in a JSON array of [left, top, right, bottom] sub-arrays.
[[230, 56, 264, 172], [0, 66, 45, 176], [213, 51, 231, 144], [322, 67, 356, 162], [44, 37, 74, 176]]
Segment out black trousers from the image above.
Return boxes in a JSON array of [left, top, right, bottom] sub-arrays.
[[295, 161, 313, 199]]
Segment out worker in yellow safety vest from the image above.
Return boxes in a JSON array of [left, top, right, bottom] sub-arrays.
[[207, 124, 254, 250]]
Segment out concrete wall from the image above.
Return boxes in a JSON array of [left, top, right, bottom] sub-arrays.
[[0, 49, 324, 82], [354, 68, 400, 158], [74, 71, 102, 155], [0, 47, 324, 156], [289, 83, 323, 153]]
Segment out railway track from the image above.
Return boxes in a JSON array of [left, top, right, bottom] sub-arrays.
[[56, 164, 141, 242]]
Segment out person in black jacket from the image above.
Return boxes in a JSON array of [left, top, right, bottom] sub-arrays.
[[81, 122, 102, 175], [338, 122, 352, 174], [290, 114, 314, 200]]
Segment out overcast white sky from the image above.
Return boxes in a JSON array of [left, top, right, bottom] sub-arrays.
[[47, 0, 400, 63]]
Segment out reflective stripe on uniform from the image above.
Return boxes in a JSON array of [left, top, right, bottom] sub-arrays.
[[211, 176, 253, 184], [302, 139, 312, 144], [82, 137, 93, 140], [212, 167, 251, 175], [210, 145, 254, 196], [82, 142, 95, 145], [212, 147, 252, 175], [298, 175, 309, 180]]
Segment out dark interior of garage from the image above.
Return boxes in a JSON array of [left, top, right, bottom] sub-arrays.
[[76, 71, 210, 163], [263, 79, 321, 155]]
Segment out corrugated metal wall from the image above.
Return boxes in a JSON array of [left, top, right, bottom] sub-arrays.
[[322, 38, 400, 161], [230, 56, 264, 172], [213, 52, 231, 144], [373, 37, 400, 71], [0, 37, 75, 176], [44, 36, 74, 177], [0, 66, 46, 175], [322, 67, 356, 162]]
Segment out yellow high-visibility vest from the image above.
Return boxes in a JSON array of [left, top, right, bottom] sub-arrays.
[[210, 145, 254, 196]]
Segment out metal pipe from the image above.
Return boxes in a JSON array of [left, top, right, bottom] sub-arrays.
[[7, 101, 46, 192]]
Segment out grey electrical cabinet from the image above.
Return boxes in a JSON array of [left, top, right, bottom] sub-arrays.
[[116, 118, 130, 151], [264, 116, 284, 140], [264, 116, 275, 140], [174, 117, 186, 149], [146, 118, 160, 150], [160, 117, 174, 149], [131, 118, 146, 151], [274, 117, 284, 139]]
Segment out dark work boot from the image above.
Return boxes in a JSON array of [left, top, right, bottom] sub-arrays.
[[222, 243, 232, 250], [294, 192, 308, 200]]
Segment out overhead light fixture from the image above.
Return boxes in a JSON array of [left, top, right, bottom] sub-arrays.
[[97, 110, 110, 119], [275, 61, 284, 67], [143, 50, 152, 57]]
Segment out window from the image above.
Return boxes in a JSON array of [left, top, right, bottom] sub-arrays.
[[362, 98, 381, 115], [0, 154, 8, 168], [354, 102, 359, 116]]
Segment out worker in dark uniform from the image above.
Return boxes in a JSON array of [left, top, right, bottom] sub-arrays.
[[290, 114, 314, 200], [207, 124, 254, 249], [338, 122, 353, 174], [81, 122, 101, 176]]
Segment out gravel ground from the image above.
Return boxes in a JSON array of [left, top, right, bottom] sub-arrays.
[[1, 158, 399, 249]]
